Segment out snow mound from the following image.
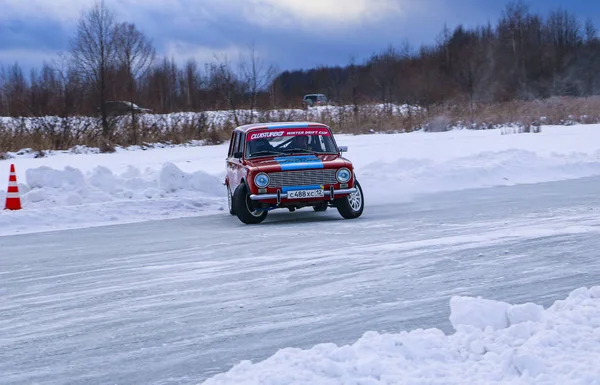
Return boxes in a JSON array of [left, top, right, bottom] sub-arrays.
[[0, 162, 226, 235], [158, 162, 223, 196], [18, 162, 222, 208], [202, 286, 600, 385], [358, 149, 600, 203], [449, 296, 546, 331]]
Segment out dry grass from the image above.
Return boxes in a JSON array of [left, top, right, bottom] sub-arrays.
[[424, 96, 600, 130], [2, 96, 600, 154], [280, 104, 429, 134], [0, 113, 230, 153]]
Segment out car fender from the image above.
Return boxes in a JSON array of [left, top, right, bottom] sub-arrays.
[[341, 159, 357, 185]]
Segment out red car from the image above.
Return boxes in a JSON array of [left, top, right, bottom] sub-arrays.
[[224, 122, 364, 224]]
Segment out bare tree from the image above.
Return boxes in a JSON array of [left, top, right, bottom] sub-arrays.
[[584, 18, 598, 43], [181, 59, 201, 110], [49, 52, 86, 148], [239, 43, 278, 118], [369, 45, 400, 113], [51, 52, 82, 118], [545, 8, 583, 95], [146, 56, 179, 113], [70, 0, 118, 150], [114, 21, 156, 144], [343, 55, 361, 117], [3, 63, 28, 116], [210, 55, 244, 126]]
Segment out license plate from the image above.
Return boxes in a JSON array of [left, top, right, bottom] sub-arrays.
[[287, 189, 324, 199]]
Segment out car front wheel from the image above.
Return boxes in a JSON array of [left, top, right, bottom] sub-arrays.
[[335, 180, 364, 219], [233, 182, 268, 224], [313, 202, 328, 212]]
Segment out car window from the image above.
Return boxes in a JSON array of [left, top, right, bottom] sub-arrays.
[[245, 128, 337, 158], [235, 132, 243, 154], [228, 132, 236, 157], [231, 132, 240, 156]]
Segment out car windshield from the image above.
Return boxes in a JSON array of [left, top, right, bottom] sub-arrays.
[[245, 128, 338, 158]]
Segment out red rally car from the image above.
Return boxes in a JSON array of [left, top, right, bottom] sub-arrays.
[[225, 122, 364, 224]]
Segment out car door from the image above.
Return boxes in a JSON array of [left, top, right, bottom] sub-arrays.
[[226, 131, 245, 192]]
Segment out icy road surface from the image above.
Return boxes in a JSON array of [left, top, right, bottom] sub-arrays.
[[2, 176, 600, 385]]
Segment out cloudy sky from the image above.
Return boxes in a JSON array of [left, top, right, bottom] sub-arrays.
[[1, 0, 599, 74]]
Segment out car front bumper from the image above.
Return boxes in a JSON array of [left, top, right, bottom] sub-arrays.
[[249, 187, 357, 201]]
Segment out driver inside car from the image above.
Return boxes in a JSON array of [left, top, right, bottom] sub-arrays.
[[292, 135, 311, 150]]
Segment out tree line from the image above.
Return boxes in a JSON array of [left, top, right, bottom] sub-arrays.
[[1, 1, 599, 140], [274, 1, 600, 109]]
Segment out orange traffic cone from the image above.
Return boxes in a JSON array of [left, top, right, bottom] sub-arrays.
[[4, 164, 22, 210]]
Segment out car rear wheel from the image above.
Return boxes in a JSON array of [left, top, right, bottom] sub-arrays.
[[233, 182, 267, 224], [335, 180, 364, 219]]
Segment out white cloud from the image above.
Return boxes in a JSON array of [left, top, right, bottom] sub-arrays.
[[241, 0, 404, 29], [1, 0, 405, 32]]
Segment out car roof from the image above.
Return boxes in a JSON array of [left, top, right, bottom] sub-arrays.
[[233, 121, 331, 133]]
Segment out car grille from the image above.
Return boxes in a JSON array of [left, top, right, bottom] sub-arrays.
[[268, 169, 338, 187]]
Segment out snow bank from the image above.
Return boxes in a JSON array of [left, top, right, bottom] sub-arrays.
[[20, 162, 222, 207], [201, 286, 600, 385], [0, 162, 226, 235], [358, 148, 600, 203]]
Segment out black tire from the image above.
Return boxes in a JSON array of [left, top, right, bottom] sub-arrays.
[[227, 185, 235, 215], [313, 202, 328, 212], [233, 183, 267, 224], [335, 179, 364, 219]]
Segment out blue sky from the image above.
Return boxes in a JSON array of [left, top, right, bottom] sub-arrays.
[[1, 0, 599, 74]]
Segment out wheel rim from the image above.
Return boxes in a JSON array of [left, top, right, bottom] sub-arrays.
[[348, 187, 362, 211]]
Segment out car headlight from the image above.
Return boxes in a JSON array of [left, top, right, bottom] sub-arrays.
[[254, 173, 270, 188], [336, 168, 352, 183]]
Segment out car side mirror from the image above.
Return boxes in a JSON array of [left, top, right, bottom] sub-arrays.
[[339, 146, 348, 153], [233, 151, 243, 159]]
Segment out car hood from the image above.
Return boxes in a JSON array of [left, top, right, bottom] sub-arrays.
[[245, 154, 348, 172]]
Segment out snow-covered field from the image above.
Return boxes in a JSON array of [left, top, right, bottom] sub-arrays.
[[3, 123, 600, 384], [2, 124, 600, 236]]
